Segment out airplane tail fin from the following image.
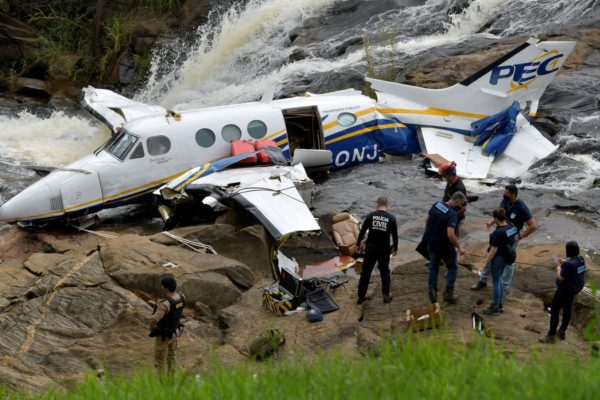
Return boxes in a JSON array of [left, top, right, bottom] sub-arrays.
[[458, 38, 576, 116], [367, 38, 576, 120]]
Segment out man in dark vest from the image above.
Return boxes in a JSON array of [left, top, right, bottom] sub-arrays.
[[356, 196, 398, 304], [423, 192, 467, 304], [148, 275, 186, 373]]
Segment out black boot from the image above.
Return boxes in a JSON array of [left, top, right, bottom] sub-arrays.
[[429, 290, 438, 304], [443, 287, 457, 304], [471, 280, 486, 290]]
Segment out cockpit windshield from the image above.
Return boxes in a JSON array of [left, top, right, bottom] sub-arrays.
[[106, 131, 138, 160]]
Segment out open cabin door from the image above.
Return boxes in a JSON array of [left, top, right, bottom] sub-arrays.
[[282, 107, 331, 169]]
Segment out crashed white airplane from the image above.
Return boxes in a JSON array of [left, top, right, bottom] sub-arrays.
[[0, 38, 575, 232]]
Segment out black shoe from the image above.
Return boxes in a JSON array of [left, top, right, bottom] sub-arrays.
[[383, 294, 393, 303], [443, 288, 457, 304], [498, 304, 504, 313], [429, 290, 438, 304], [539, 335, 556, 344], [471, 281, 487, 290], [483, 305, 500, 315], [558, 330, 566, 340], [357, 297, 367, 305]]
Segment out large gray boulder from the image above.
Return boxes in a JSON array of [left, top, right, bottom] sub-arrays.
[[0, 250, 215, 393], [212, 225, 276, 279], [100, 234, 258, 309]]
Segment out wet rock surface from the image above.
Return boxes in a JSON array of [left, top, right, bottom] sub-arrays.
[[0, 216, 598, 393]]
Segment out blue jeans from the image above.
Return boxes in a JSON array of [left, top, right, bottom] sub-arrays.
[[428, 245, 457, 298], [479, 242, 517, 291], [490, 256, 508, 308]]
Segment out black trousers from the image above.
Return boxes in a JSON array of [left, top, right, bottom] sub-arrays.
[[358, 246, 391, 299], [548, 288, 576, 336]]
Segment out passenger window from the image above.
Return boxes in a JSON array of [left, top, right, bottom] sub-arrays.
[[195, 128, 216, 148], [247, 120, 267, 139], [221, 124, 241, 142], [147, 135, 171, 156], [337, 112, 357, 127], [130, 142, 145, 159]]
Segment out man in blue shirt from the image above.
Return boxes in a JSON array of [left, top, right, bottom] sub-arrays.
[[539, 241, 586, 343], [472, 184, 538, 294], [424, 192, 467, 304]]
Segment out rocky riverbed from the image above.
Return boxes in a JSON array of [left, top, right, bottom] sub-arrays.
[[0, 175, 599, 393]]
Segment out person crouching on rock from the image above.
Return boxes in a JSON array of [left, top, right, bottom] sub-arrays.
[[539, 241, 586, 344], [483, 208, 517, 315], [148, 275, 186, 373]]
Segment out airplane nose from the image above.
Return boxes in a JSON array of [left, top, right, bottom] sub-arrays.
[[0, 182, 62, 223]]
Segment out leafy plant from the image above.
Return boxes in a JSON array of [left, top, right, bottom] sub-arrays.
[[100, 15, 134, 78]]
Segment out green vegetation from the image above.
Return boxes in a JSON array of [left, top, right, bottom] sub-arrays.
[[0, 0, 183, 84], [139, 0, 184, 13], [3, 334, 599, 400], [364, 30, 403, 98], [100, 15, 134, 78]]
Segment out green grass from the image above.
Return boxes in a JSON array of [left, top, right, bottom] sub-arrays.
[[4, 334, 599, 400]]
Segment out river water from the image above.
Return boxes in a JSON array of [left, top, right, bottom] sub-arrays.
[[0, 0, 599, 241]]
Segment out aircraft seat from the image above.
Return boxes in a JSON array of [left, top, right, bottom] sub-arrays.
[[331, 212, 361, 256]]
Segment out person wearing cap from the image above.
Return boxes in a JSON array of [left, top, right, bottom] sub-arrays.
[[472, 184, 538, 294], [423, 192, 467, 304], [148, 275, 186, 374], [439, 162, 467, 236], [539, 241, 586, 344], [356, 196, 398, 304]]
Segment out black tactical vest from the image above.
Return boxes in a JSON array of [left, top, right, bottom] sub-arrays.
[[156, 293, 186, 340]]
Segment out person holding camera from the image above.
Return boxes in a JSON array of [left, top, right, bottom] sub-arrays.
[[148, 275, 186, 373], [482, 208, 517, 315], [539, 241, 587, 344]]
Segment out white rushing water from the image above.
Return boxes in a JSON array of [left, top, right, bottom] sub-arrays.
[[0, 111, 110, 167], [138, 0, 518, 109], [138, 0, 341, 109], [1, 0, 598, 196]]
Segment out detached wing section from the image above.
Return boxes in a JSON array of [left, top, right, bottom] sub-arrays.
[[157, 160, 319, 242], [81, 86, 166, 133], [227, 174, 320, 241], [489, 115, 558, 178], [419, 107, 558, 179], [419, 128, 493, 179]]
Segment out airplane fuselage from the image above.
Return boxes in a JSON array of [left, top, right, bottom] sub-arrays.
[[0, 93, 419, 224]]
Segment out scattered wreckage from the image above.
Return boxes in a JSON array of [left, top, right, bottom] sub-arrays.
[[0, 39, 575, 229]]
